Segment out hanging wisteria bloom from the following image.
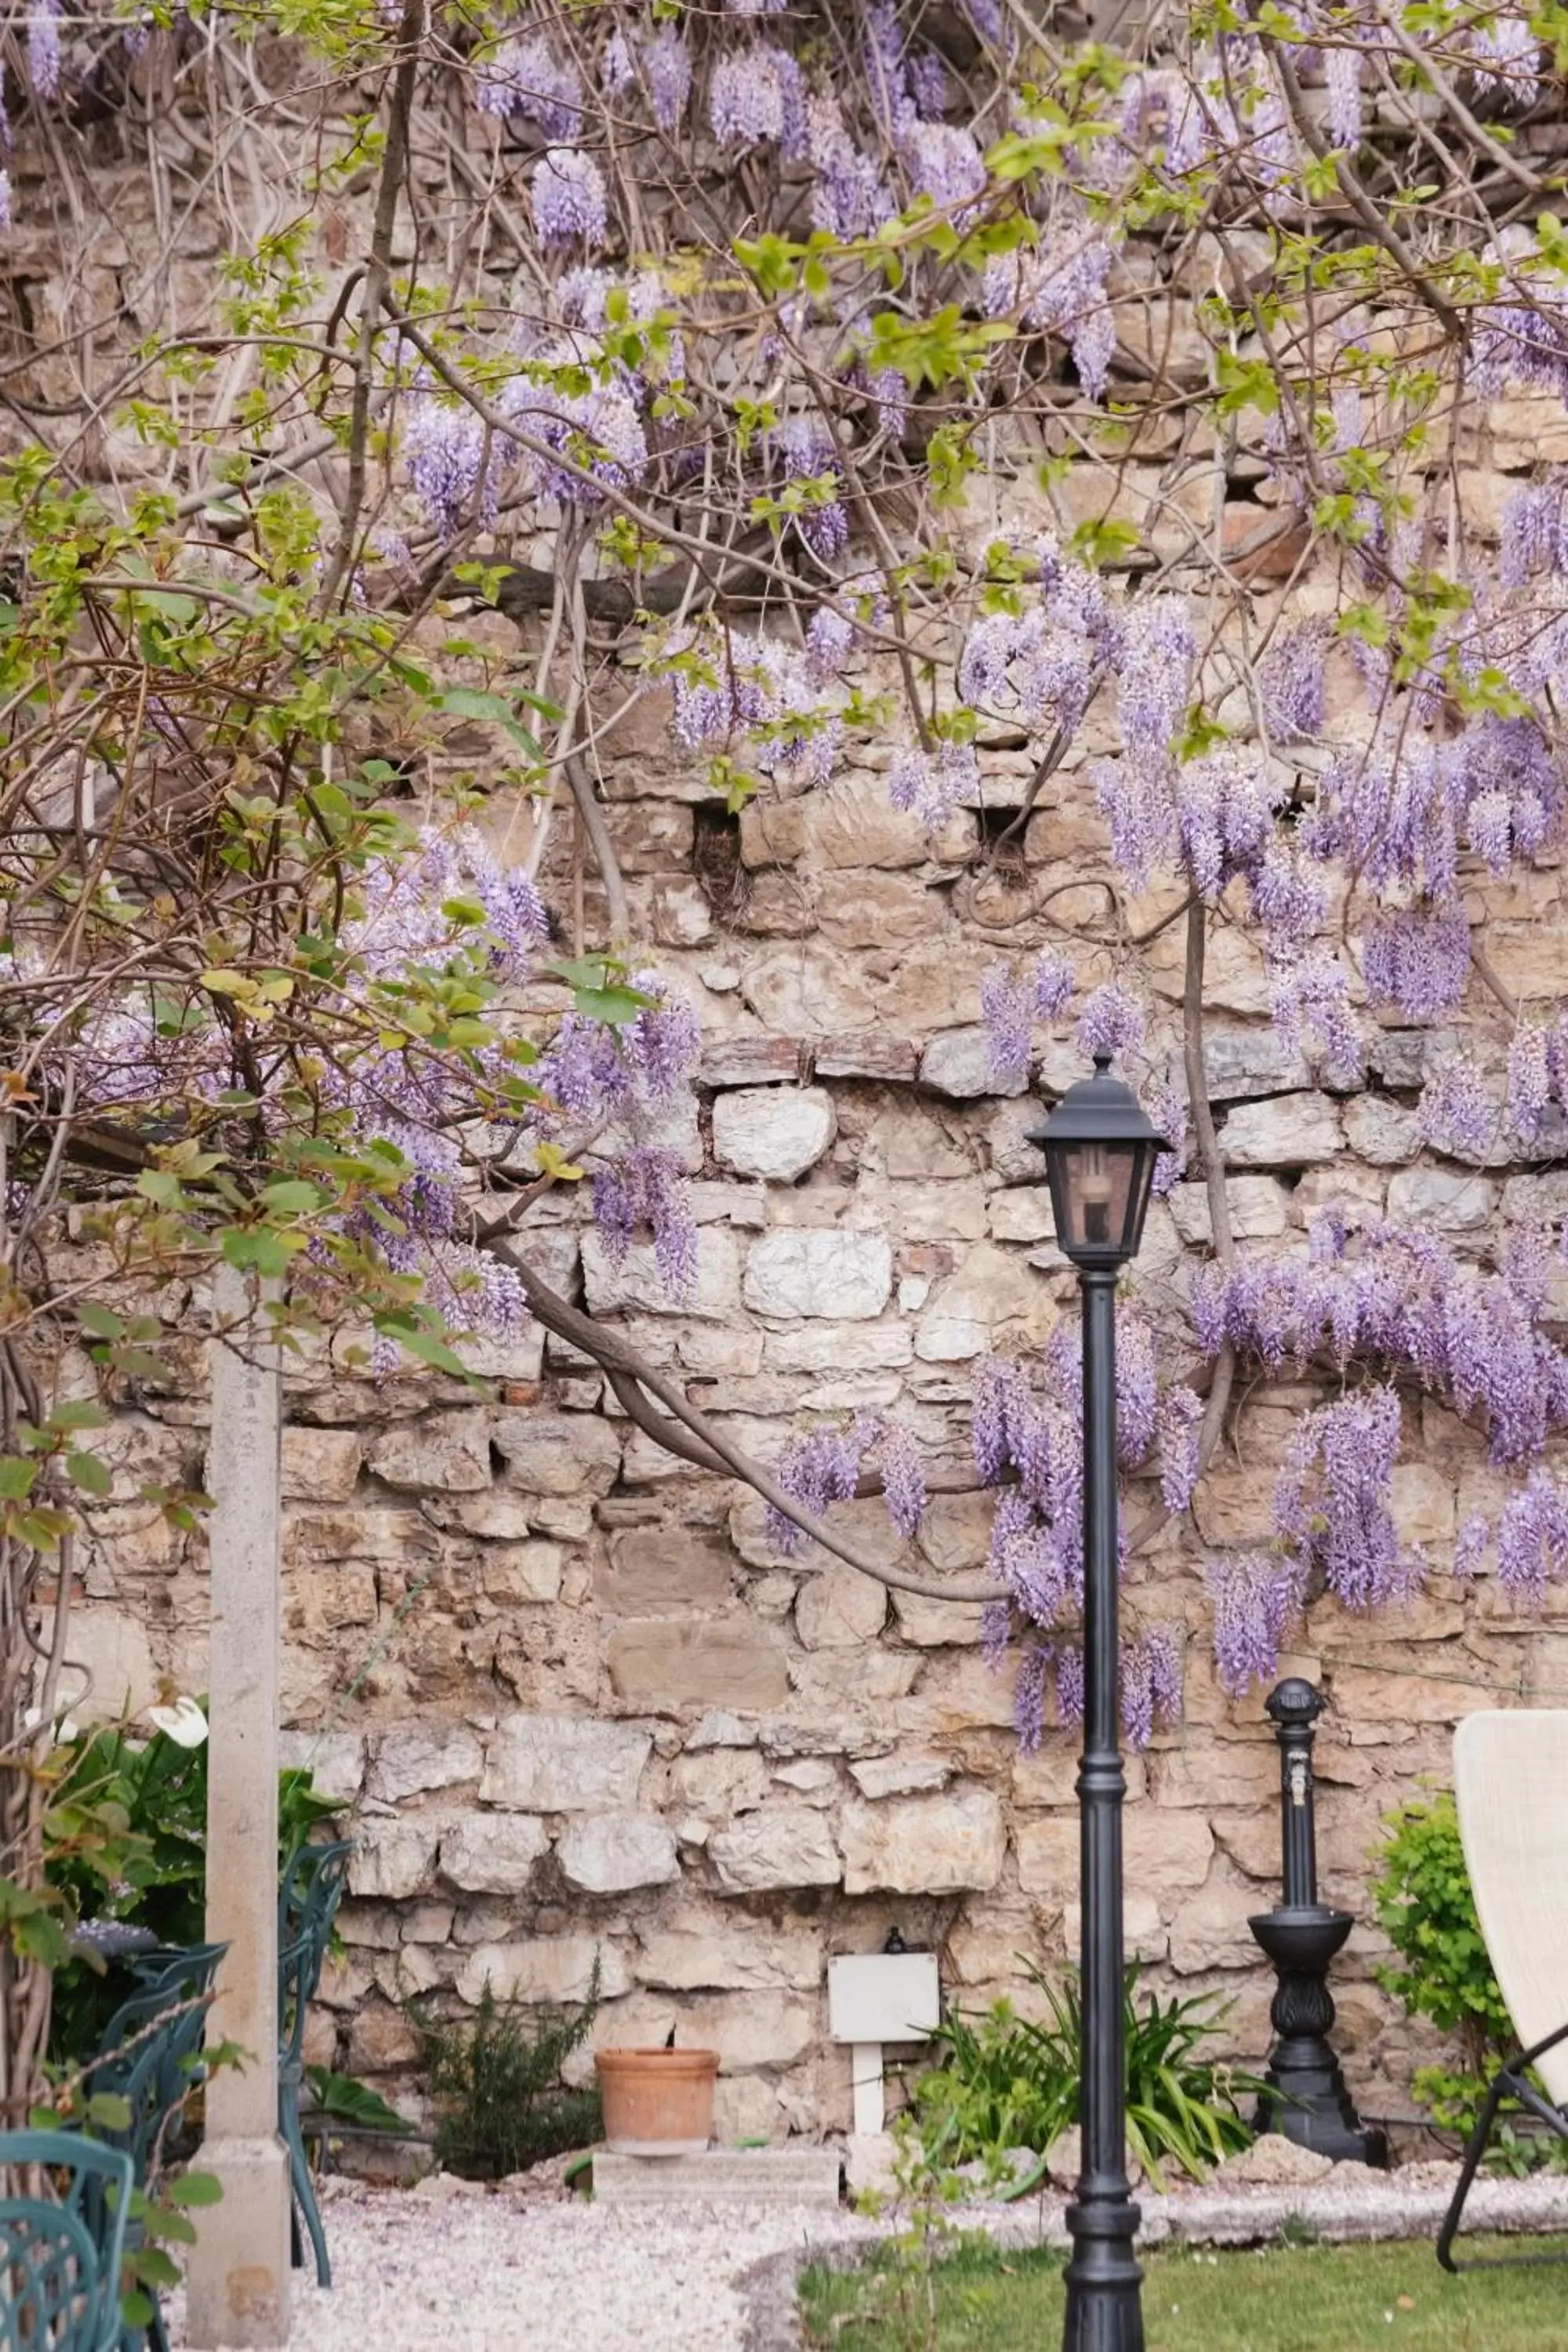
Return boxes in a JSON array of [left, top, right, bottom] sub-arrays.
[[1207, 1554, 1303, 1697], [769, 417, 848, 561], [710, 45, 806, 154], [979, 952, 1075, 1083], [1074, 982, 1145, 1065], [532, 148, 609, 250], [401, 377, 491, 541], [476, 34, 583, 137], [887, 742, 978, 830]]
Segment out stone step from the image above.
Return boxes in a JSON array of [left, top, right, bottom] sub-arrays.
[[591, 2146, 843, 2209]]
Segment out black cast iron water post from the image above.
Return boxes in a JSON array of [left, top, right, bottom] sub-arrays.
[[1248, 1678, 1387, 2166]]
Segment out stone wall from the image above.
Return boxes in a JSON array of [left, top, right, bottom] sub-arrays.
[[62, 543, 1568, 2144]]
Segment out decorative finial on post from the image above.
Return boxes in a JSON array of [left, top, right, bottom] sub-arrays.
[[1248, 1678, 1387, 2167]]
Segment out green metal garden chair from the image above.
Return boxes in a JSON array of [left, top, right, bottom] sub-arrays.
[[76, 1943, 226, 2352], [0, 2129, 132, 2352], [277, 1839, 352, 2288]]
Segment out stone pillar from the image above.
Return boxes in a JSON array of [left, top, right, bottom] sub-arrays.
[[186, 1265, 292, 2347]]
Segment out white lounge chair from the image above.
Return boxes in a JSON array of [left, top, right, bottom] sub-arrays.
[[1437, 1708, 1568, 2270]]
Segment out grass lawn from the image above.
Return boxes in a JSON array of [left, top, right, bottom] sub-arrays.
[[799, 2234, 1568, 2350]]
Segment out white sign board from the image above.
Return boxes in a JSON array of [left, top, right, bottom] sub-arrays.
[[827, 1951, 941, 2045]]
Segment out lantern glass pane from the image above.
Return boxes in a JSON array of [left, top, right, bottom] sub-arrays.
[[1057, 1141, 1140, 1254]]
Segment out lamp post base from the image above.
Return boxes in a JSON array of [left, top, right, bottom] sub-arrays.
[[1063, 2194, 1145, 2352]]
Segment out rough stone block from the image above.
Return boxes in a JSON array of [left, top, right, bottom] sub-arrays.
[[698, 1036, 805, 1085], [708, 1807, 843, 1892], [456, 1936, 630, 2005], [366, 1412, 492, 1494], [583, 1228, 743, 1322], [599, 1526, 735, 1615], [1017, 1807, 1212, 1899], [1219, 1092, 1344, 1168], [1386, 1166, 1497, 1230], [915, 1243, 1054, 1363], [285, 1507, 437, 1564], [849, 1751, 953, 1798], [607, 1618, 791, 1712], [889, 1590, 986, 1646], [920, 1025, 1026, 1100], [794, 1565, 888, 1649], [840, 1789, 1005, 1894], [713, 1086, 837, 1181], [278, 1729, 365, 1803], [480, 1713, 652, 1811], [557, 1812, 681, 1893], [1167, 1176, 1289, 1246], [592, 2147, 840, 2205], [635, 1921, 823, 1991], [742, 1231, 893, 1320], [814, 1037, 920, 1081], [438, 1812, 550, 1893], [480, 1541, 564, 1604], [491, 1409, 623, 1495], [1343, 1096, 1423, 1167], [368, 1722, 485, 1802], [347, 1818, 440, 1900], [281, 1427, 363, 1501]]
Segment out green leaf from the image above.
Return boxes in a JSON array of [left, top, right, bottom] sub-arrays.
[[219, 1228, 298, 1278], [66, 1450, 113, 1497], [258, 1179, 325, 1214], [77, 1303, 125, 1339], [432, 688, 547, 757], [0, 1458, 35, 1501], [166, 2171, 224, 2207]]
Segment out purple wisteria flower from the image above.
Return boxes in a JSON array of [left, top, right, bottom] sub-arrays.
[[592, 1143, 698, 1298], [1363, 903, 1471, 1022], [887, 742, 978, 830], [765, 1416, 874, 1555], [1207, 1554, 1303, 1697], [1122, 1628, 1183, 1747], [770, 417, 848, 561], [477, 34, 583, 138], [1258, 623, 1328, 742], [1496, 1469, 1568, 1605], [710, 45, 807, 154], [1073, 982, 1145, 1066], [1418, 1054, 1496, 1161], [27, 0, 60, 99], [402, 378, 490, 541], [1014, 1645, 1052, 1752], [980, 952, 1075, 1082], [877, 1419, 927, 1539], [533, 148, 608, 250]]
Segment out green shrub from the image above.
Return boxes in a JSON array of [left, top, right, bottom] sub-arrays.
[[408, 1967, 602, 2180], [913, 1961, 1260, 2188], [1370, 1791, 1513, 2133]]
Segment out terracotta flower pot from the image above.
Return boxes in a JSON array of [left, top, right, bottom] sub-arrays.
[[595, 2045, 720, 2155]]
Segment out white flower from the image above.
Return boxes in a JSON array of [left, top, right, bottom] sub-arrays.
[[147, 1695, 208, 1748]]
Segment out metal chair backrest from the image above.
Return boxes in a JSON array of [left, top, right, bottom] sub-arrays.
[[277, 1841, 351, 2067], [0, 2129, 132, 2352], [1453, 1709, 1568, 2107], [84, 1945, 227, 2188], [278, 1839, 352, 1949]]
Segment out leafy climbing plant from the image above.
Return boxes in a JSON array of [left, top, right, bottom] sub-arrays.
[[1372, 1793, 1515, 2134]]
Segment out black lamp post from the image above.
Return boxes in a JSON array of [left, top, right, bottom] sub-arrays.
[[1032, 1054, 1167, 2352]]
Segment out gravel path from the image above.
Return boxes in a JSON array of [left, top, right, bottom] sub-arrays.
[[163, 2162, 1568, 2352], [164, 2180, 879, 2352]]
